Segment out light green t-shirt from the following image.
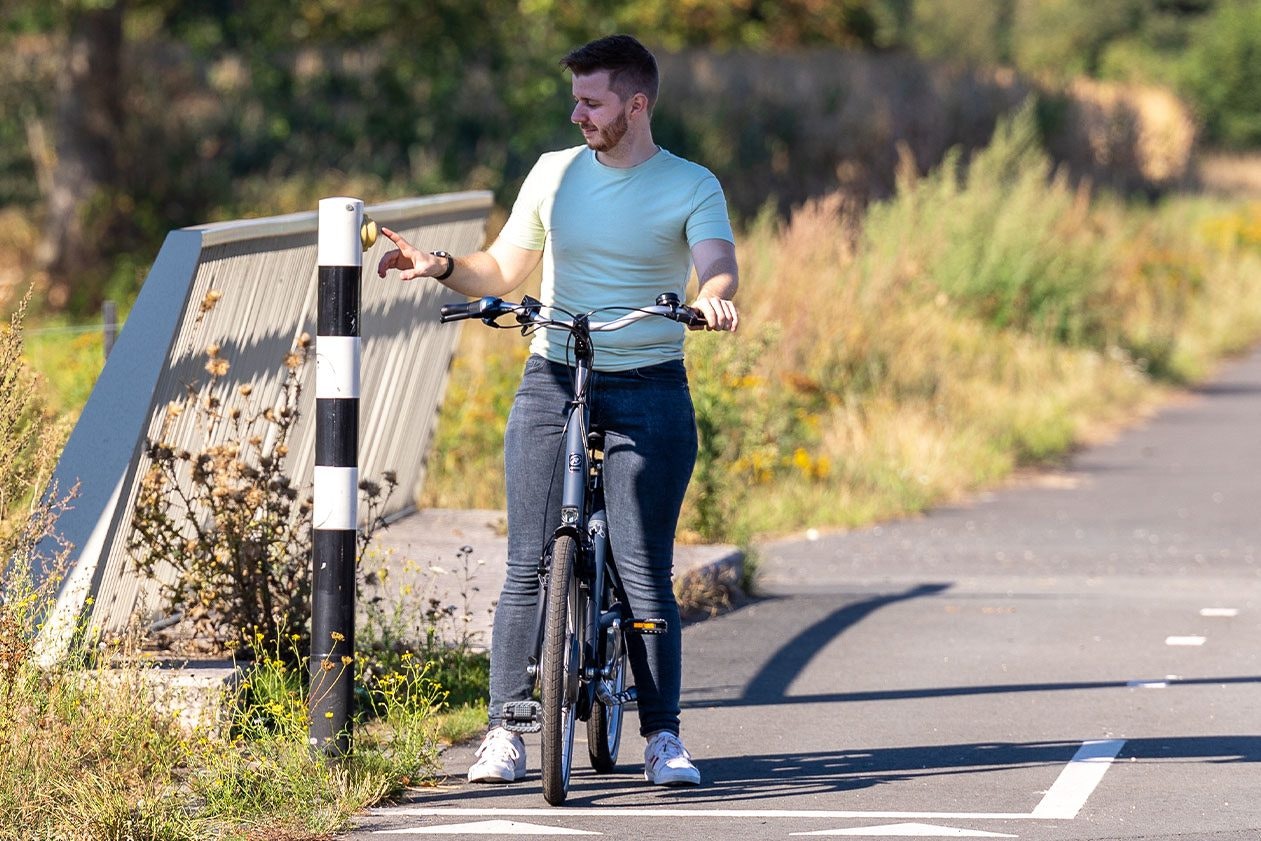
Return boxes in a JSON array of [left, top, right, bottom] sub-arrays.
[[498, 146, 734, 371]]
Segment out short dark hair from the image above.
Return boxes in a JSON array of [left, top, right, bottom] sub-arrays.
[[560, 34, 659, 110]]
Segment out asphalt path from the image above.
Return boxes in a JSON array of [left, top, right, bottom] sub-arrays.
[[349, 347, 1261, 840]]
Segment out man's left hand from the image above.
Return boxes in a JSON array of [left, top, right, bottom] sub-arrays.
[[690, 296, 739, 332]]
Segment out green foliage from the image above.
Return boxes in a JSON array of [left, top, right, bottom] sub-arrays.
[[903, 0, 1017, 67], [1179, 0, 1261, 148], [420, 331, 526, 510], [358, 545, 493, 711], [683, 324, 787, 544], [868, 104, 1114, 345], [1009, 0, 1149, 78], [19, 319, 106, 419]]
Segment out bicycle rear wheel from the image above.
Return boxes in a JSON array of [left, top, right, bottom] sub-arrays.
[[540, 534, 580, 805]]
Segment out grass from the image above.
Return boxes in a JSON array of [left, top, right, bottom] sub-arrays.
[[20, 318, 109, 420], [0, 581, 485, 841], [2, 303, 492, 838]]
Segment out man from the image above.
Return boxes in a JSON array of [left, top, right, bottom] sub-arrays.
[[377, 34, 738, 788]]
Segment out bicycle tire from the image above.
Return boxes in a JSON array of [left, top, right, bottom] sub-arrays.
[[587, 615, 627, 772], [540, 534, 579, 805]]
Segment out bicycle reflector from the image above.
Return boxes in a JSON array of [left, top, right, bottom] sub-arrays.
[[627, 618, 668, 635]]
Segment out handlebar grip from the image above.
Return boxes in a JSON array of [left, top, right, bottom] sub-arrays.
[[439, 302, 475, 323], [440, 296, 505, 323], [677, 305, 707, 328]]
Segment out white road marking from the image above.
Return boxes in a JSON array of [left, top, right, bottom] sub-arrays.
[[372, 740, 1126, 828], [790, 823, 1016, 837], [1165, 636, 1206, 646], [1029, 739, 1126, 819], [1200, 608, 1239, 617], [375, 809, 1038, 821], [1126, 679, 1168, 688], [374, 819, 599, 835]]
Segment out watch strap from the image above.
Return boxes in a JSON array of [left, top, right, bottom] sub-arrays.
[[431, 251, 455, 281]]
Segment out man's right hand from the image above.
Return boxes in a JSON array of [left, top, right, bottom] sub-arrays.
[[377, 227, 448, 281]]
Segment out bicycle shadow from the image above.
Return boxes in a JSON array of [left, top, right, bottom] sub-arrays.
[[401, 735, 1261, 809]]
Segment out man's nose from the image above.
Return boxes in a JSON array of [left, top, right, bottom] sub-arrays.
[[571, 103, 586, 123]]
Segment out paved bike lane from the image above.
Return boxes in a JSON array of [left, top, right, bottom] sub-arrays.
[[349, 348, 1261, 840]]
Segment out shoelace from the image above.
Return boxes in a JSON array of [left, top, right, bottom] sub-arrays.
[[648, 733, 690, 766], [477, 732, 521, 762]]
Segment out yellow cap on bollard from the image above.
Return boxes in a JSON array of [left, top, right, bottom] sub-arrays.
[[360, 215, 378, 251]]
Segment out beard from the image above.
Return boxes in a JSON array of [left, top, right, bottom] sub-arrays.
[[583, 110, 629, 152]]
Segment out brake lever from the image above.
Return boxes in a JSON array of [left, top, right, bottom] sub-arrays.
[[516, 295, 544, 334]]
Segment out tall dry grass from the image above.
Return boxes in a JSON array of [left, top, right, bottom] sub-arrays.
[[422, 106, 1261, 543]]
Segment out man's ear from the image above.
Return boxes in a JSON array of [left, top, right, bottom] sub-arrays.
[[629, 91, 650, 117]]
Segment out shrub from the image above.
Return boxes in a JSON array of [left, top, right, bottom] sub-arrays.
[[128, 337, 398, 661]]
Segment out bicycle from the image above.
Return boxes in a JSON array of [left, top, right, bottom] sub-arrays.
[[439, 292, 705, 805]]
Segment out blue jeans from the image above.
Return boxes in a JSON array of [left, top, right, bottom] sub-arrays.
[[488, 354, 699, 737]]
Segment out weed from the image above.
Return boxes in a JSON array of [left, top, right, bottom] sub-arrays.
[[127, 335, 399, 661]]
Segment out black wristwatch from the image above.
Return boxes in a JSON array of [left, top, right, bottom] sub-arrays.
[[430, 250, 455, 280]]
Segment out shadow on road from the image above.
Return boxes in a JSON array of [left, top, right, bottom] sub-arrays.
[[734, 583, 953, 706], [400, 736, 1261, 809], [682, 674, 1261, 710]]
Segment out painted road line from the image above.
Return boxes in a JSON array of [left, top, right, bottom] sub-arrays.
[[1200, 608, 1239, 617], [374, 808, 1038, 821], [1029, 739, 1126, 819], [791, 823, 1016, 837], [1165, 636, 1207, 646], [375, 819, 598, 835]]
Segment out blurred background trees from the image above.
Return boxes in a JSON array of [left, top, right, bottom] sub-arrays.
[[2, 0, 1261, 315]]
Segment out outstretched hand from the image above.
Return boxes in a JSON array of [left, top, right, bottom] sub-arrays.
[[377, 227, 445, 281]]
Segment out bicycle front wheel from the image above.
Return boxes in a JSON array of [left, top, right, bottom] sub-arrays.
[[540, 534, 580, 805]]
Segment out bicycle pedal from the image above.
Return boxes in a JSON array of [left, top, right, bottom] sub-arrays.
[[500, 700, 542, 733], [625, 617, 668, 635], [596, 683, 637, 706]]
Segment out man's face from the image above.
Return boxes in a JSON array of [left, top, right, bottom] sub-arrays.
[[571, 71, 630, 153]]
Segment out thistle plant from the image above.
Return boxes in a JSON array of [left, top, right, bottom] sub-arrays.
[[128, 335, 397, 661]]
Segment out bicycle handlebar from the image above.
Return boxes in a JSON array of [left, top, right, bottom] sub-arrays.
[[438, 293, 707, 329]]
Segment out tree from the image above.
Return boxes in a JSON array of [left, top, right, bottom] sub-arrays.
[[21, 1, 126, 310]]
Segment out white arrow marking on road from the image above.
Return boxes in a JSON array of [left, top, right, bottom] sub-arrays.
[[1200, 608, 1239, 617], [790, 823, 1016, 837], [374, 819, 599, 835]]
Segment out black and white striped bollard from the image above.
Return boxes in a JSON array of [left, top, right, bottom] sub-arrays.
[[310, 197, 364, 755]]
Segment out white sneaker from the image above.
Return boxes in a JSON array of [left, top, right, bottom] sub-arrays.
[[643, 730, 701, 786], [467, 728, 527, 783]]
